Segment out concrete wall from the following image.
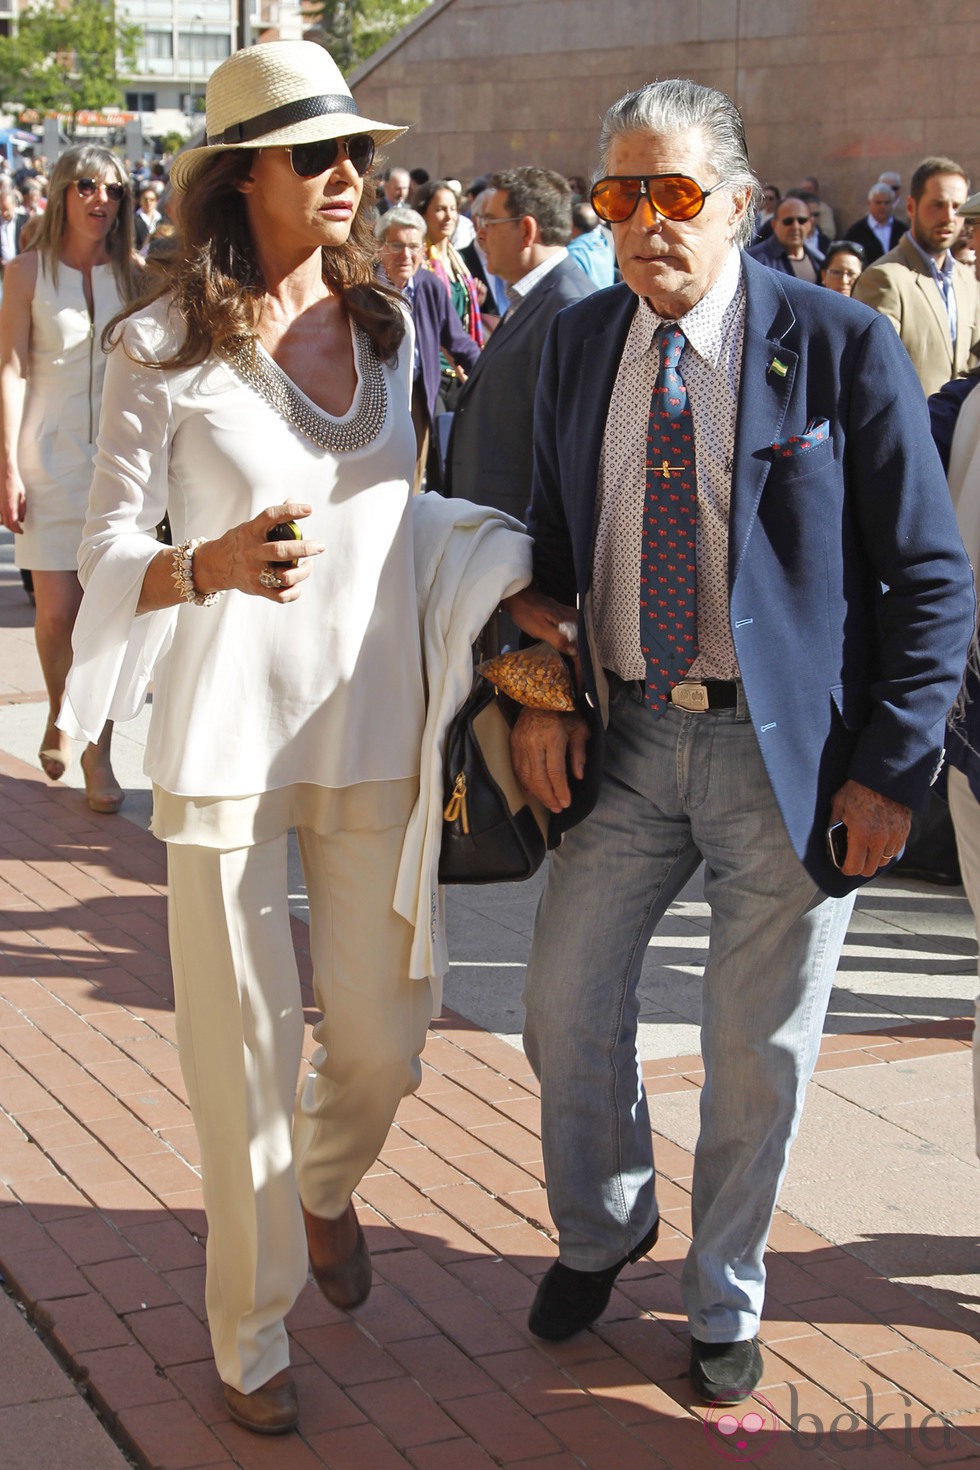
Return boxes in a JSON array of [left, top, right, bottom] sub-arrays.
[[350, 0, 979, 234]]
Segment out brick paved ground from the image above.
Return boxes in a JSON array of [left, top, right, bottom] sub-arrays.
[[1, 737, 979, 1469], [1, 531, 979, 1469]]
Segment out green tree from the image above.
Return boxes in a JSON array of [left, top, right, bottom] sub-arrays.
[[0, 0, 140, 135], [314, 0, 430, 72], [157, 129, 185, 158]]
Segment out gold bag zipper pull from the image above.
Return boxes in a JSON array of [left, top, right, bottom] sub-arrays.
[[444, 773, 469, 833]]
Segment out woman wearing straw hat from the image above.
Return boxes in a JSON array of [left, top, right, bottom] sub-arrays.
[[59, 41, 437, 1435]]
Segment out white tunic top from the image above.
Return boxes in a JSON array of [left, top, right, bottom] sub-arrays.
[[62, 293, 425, 800]]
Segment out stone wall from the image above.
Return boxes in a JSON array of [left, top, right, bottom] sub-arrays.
[[350, 0, 979, 234]]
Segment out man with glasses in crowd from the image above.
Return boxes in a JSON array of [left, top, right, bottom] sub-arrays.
[[374, 205, 479, 492], [747, 192, 824, 279], [443, 166, 594, 522], [509, 78, 974, 1406]]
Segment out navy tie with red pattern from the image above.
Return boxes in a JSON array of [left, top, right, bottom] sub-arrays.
[[639, 325, 698, 713]]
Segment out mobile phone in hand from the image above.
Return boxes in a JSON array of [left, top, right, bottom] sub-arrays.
[[265, 520, 301, 569], [826, 821, 848, 870]]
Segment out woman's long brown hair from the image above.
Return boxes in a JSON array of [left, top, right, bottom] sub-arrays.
[[105, 148, 404, 366]]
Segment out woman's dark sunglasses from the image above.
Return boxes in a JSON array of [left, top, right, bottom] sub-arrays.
[[590, 173, 724, 224], [288, 134, 375, 180], [76, 177, 126, 203]]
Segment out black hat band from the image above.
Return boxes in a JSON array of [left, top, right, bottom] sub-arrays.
[[208, 92, 361, 146]]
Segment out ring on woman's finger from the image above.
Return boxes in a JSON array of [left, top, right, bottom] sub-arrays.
[[258, 568, 284, 590]]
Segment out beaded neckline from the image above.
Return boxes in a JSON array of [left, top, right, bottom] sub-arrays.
[[221, 324, 387, 454]]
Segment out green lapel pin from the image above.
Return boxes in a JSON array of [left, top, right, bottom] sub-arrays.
[[769, 356, 789, 378]]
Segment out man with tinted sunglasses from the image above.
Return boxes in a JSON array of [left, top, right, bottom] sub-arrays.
[[509, 78, 973, 1406], [747, 194, 825, 282]]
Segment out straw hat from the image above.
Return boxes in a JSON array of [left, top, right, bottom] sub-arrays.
[[169, 40, 408, 192]]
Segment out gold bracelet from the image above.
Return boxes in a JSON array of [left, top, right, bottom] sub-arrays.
[[171, 538, 223, 607]]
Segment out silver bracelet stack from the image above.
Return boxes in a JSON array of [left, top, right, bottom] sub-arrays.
[[172, 538, 223, 607]]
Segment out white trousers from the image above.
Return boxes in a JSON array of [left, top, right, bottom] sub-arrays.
[[944, 767, 980, 1157], [165, 783, 433, 1393]]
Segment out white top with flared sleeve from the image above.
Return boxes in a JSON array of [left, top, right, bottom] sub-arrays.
[[61, 293, 425, 799]]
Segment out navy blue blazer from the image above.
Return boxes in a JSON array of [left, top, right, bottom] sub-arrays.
[[526, 253, 975, 897], [409, 269, 481, 423], [444, 254, 596, 519]]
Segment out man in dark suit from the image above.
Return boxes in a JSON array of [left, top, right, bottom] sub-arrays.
[[376, 166, 410, 216], [443, 167, 596, 520], [844, 181, 907, 263], [747, 194, 824, 279], [374, 206, 480, 492], [506, 79, 974, 1406]]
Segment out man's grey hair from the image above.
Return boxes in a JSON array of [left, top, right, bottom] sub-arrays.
[[598, 78, 761, 248], [868, 182, 894, 203], [374, 206, 427, 241]]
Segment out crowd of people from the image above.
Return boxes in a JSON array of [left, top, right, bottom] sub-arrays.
[[0, 38, 978, 1441]]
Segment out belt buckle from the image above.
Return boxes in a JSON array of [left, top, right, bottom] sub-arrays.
[[670, 681, 709, 712]]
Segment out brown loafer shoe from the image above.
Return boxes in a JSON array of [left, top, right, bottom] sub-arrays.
[[303, 1199, 372, 1310], [222, 1368, 298, 1434]]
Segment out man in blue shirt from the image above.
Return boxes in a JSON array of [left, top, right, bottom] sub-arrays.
[[567, 202, 616, 289]]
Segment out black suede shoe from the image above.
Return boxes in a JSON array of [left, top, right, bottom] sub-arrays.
[[528, 1219, 659, 1342], [689, 1337, 763, 1404]]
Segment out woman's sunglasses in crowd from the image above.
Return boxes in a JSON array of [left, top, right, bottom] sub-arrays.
[[287, 134, 376, 180], [76, 177, 126, 203], [590, 173, 725, 224]]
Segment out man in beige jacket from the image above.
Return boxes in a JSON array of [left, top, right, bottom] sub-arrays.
[[854, 155, 980, 397], [854, 155, 978, 890]]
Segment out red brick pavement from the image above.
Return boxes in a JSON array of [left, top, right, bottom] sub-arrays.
[[1, 746, 978, 1469]]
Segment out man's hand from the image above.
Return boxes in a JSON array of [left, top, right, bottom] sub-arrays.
[[510, 706, 590, 813], [502, 584, 579, 658], [829, 779, 912, 878]]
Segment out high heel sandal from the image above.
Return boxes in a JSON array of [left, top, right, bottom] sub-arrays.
[[38, 746, 68, 781], [39, 725, 70, 782], [80, 748, 124, 815]]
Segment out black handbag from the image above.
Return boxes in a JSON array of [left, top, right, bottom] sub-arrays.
[[438, 621, 550, 885]]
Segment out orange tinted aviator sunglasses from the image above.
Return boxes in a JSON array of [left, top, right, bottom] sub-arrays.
[[590, 173, 725, 224]]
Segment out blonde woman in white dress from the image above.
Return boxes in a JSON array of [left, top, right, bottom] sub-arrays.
[[0, 145, 141, 811]]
